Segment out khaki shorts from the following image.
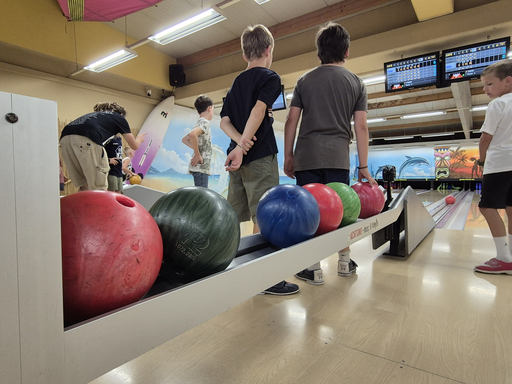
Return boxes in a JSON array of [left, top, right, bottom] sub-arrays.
[[227, 154, 279, 224], [107, 175, 124, 192], [60, 135, 109, 190]]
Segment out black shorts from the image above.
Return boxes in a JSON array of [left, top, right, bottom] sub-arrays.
[[479, 170, 512, 209], [295, 169, 350, 187]]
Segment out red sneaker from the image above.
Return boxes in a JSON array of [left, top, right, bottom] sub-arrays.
[[474, 258, 512, 274]]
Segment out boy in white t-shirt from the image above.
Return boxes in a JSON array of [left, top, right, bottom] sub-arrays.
[[474, 59, 512, 274], [182, 95, 214, 188]]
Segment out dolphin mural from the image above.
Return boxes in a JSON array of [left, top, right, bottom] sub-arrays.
[[398, 156, 431, 178]]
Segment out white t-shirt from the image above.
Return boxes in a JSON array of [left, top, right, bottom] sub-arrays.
[[480, 93, 512, 174]]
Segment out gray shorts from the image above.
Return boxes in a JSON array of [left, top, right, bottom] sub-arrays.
[[227, 154, 279, 224]]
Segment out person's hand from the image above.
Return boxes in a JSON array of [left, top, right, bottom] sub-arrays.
[[109, 158, 119, 165], [239, 136, 257, 154], [284, 156, 295, 179], [225, 146, 244, 172], [358, 167, 377, 185], [191, 153, 203, 167], [136, 132, 148, 143]]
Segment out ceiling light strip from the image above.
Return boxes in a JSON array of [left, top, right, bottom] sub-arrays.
[[83, 48, 138, 73], [149, 9, 226, 45]]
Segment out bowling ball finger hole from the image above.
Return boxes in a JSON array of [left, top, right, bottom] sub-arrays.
[[115, 195, 136, 208]]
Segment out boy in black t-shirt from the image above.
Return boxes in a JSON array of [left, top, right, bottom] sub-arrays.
[[220, 24, 299, 296], [105, 135, 124, 193], [60, 102, 145, 191]]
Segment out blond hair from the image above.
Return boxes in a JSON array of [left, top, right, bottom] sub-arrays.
[[93, 102, 127, 116], [241, 24, 274, 61]]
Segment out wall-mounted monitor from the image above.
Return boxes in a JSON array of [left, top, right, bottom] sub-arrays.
[[384, 52, 440, 93], [441, 37, 510, 84], [271, 85, 287, 111], [222, 85, 287, 111]]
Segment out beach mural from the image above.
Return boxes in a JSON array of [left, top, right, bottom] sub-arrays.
[[139, 105, 292, 197], [354, 143, 483, 181]]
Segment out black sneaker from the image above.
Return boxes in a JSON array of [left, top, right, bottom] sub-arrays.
[[338, 259, 358, 276], [261, 281, 300, 295], [294, 269, 324, 285]]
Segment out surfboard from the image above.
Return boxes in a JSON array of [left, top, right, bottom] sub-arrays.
[[131, 96, 175, 178]]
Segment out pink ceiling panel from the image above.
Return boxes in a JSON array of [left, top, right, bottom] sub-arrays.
[[57, 0, 163, 22]]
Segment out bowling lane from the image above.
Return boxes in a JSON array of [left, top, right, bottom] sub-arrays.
[[393, 188, 506, 231]]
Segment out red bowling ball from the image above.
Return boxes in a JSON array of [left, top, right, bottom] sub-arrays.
[[303, 183, 343, 236], [445, 195, 456, 204], [351, 181, 386, 219], [60, 191, 163, 326]]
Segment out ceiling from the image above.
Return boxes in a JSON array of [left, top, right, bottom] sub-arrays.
[[101, 0, 507, 144], [3, 0, 509, 145]]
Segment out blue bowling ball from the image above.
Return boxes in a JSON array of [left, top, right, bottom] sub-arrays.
[[256, 184, 320, 248]]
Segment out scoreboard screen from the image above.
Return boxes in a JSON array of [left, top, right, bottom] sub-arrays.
[[384, 52, 439, 93], [442, 37, 510, 83]]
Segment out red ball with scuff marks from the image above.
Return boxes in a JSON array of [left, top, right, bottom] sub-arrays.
[[60, 191, 163, 326]]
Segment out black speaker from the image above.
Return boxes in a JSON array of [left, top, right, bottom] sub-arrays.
[[169, 64, 186, 87]]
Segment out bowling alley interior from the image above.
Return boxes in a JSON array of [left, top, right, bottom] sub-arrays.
[[2, 1, 512, 383]]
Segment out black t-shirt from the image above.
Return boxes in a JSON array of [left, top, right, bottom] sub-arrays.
[[104, 136, 123, 177], [60, 111, 131, 146], [220, 67, 281, 165]]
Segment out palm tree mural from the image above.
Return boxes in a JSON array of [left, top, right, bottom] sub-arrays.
[[449, 147, 469, 176]]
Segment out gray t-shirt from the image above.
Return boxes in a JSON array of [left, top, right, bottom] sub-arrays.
[[290, 65, 367, 171]]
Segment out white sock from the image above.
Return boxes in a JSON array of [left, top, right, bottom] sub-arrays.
[[307, 262, 321, 271], [494, 237, 512, 263], [338, 251, 350, 263]]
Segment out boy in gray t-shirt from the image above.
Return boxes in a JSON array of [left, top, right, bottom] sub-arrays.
[[284, 22, 377, 285]]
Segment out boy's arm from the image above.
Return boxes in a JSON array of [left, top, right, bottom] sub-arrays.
[[188, 127, 204, 166], [478, 131, 493, 164], [123, 132, 147, 150], [182, 133, 193, 149], [353, 110, 377, 185], [122, 158, 135, 177], [220, 117, 256, 154], [283, 106, 301, 179], [224, 100, 267, 171]]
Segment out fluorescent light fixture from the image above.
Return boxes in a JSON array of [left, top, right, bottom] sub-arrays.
[[367, 118, 386, 124], [404, 144, 426, 148], [84, 48, 138, 72], [149, 9, 226, 45], [351, 118, 386, 125], [286, 92, 293, 100], [401, 111, 446, 119], [422, 132, 453, 137], [384, 136, 414, 140], [471, 105, 488, 111], [255, 0, 271, 4], [372, 146, 394, 151], [363, 75, 386, 85]]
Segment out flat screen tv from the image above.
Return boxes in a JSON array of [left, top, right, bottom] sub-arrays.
[[384, 52, 439, 93], [441, 37, 510, 84], [271, 85, 287, 111], [222, 85, 287, 111]]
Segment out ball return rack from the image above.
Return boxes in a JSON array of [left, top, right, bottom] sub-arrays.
[[1, 92, 436, 384]]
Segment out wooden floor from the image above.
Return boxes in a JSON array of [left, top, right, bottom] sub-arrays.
[[90, 191, 512, 384]]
